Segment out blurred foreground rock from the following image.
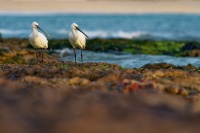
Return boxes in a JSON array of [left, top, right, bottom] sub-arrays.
[[0, 48, 200, 133]]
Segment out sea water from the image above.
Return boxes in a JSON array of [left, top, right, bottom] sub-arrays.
[[1, 13, 200, 40], [0, 13, 200, 68], [59, 49, 200, 68]]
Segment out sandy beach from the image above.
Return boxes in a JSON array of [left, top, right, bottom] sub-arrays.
[[1, 0, 200, 14]]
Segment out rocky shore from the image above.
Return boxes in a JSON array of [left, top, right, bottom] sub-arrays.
[[0, 38, 200, 133]]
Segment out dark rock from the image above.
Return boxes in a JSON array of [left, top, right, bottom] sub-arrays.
[[182, 42, 200, 51]]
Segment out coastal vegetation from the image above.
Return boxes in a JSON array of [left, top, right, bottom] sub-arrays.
[[1, 38, 198, 57]]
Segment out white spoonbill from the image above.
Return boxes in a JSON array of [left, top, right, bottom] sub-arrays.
[[69, 23, 89, 63], [29, 21, 50, 63]]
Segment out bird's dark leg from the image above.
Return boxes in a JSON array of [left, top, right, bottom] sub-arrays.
[[42, 49, 44, 63], [35, 49, 39, 63], [73, 48, 76, 63], [81, 49, 83, 63]]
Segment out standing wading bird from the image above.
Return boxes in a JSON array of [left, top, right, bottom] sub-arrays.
[[69, 23, 89, 63], [29, 21, 50, 63]]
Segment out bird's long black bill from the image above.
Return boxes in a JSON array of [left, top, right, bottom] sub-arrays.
[[37, 26, 50, 37], [77, 27, 89, 39]]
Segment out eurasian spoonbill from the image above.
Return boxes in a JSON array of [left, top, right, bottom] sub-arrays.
[[29, 21, 50, 63], [69, 23, 89, 63]]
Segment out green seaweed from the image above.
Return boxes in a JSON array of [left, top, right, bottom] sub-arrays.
[[2, 38, 200, 57]]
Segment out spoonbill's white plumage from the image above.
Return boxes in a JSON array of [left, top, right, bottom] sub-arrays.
[[29, 21, 49, 63], [68, 23, 89, 63]]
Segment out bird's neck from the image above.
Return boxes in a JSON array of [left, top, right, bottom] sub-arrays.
[[32, 28, 38, 36], [72, 29, 78, 38]]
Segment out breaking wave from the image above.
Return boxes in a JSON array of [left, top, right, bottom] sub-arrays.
[[0, 29, 151, 39], [84, 30, 150, 39], [0, 29, 29, 37]]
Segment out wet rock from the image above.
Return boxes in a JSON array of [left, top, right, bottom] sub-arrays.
[[142, 63, 175, 70], [182, 49, 200, 57], [182, 42, 200, 51], [179, 89, 189, 97], [69, 77, 90, 86], [121, 79, 153, 93], [21, 76, 47, 85], [181, 42, 200, 57], [142, 69, 200, 98], [165, 86, 180, 94]]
